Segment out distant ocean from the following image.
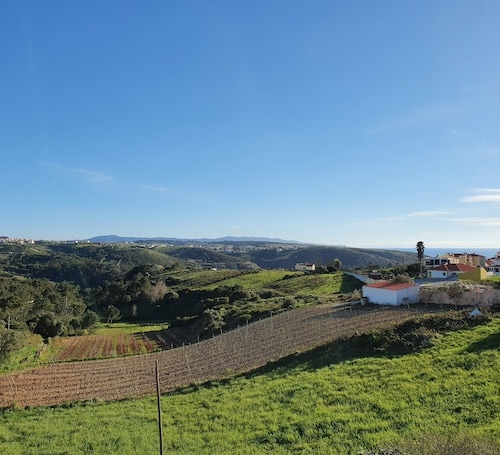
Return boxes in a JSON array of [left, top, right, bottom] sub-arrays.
[[392, 247, 499, 259]]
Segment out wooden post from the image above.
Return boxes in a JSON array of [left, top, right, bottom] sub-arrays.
[[155, 359, 164, 455]]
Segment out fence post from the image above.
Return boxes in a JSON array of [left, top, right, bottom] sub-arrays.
[[155, 359, 164, 455]]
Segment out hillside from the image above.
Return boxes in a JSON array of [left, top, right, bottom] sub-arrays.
[[0, 240, 420, 348], [0, 303, 439, 408], [245, 245, 417, 269], [0, 241, 418, 282], [0, 242, 183, 287]]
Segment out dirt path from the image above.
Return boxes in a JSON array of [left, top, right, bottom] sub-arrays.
[[0, 304, 435, 408]]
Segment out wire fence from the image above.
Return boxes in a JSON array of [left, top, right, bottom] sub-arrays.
[[0, 303, 438, 408]]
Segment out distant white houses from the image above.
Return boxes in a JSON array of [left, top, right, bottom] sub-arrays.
[[0, 237, 35, 245], [362, 281, 420, 306], [294, 262, 315, 272], [486, 251, 500, 275]]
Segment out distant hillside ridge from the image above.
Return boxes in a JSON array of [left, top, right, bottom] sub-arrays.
[[85, 236, 417, 269], [247, 245, 417, 269], [87, 235, 305, 245]]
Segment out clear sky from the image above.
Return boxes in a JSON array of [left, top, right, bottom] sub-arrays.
[[3, 1, 500, 248]]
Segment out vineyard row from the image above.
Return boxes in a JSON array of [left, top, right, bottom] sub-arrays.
[[0, 304, 436, 408]]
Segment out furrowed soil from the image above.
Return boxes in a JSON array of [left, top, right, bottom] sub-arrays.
[[0, 304, 441, 408]]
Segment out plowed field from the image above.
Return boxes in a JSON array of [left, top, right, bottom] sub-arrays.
[[0, 304, 439, 408], [51, 333, 159, 361]]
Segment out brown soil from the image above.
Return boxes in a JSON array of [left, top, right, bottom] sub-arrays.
[[0, 304, 440, 408]]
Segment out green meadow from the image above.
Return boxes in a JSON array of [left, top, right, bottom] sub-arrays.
[[1, 317, 499, 454], [171, 269, 360, 297]]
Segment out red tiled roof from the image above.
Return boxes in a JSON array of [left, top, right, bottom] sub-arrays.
[[363, 281, 419, 291], [430, 264, 477, 272]]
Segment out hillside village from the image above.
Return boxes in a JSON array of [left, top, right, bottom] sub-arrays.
[[359, 250, 500, 307]]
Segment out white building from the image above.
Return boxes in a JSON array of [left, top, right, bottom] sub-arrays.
[[362, 281, 420, 306], [487, 251, 500, 275], [294, 262, 315, 272], [427, 263, 476, 279]]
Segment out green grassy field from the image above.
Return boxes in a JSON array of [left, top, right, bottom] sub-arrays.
[[200, 270, 301, 290], [194, 270, 361, 299], [1, 317, 499, 454], [91, 322, 166, 335], [268, 273, 359, 296], [169, 269, 360, 297]]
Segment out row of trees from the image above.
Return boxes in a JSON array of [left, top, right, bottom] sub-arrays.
[[0, 277, 101, 360], [0, 278, 98, 337]]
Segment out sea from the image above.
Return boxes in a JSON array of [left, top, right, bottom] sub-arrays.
[[391, 247, 499, 259]]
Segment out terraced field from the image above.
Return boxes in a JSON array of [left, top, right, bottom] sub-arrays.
[[0, 304, 440, 408]]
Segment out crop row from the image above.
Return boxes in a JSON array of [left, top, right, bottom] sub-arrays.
[[51, 333, 160, 361], [0, 304, 439, 408]]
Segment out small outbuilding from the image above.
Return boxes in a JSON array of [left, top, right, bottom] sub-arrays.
[[362, 281, 420, 306], [294, 262, 315, 272]]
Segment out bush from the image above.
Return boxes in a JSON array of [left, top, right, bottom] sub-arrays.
[[350, 312, 490, 356], [0, 327, 23, 361], [256, 289, 284, 299]]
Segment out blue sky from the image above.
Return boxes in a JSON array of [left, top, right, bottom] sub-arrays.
[[3, 1, 500, 248]]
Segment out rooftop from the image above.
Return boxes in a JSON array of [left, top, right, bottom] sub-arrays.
[[364, 281, 419, 291]]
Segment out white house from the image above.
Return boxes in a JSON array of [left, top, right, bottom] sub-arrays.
[[362, 281, 420, 306], [427, 263, 476, 279], [486, 251, 500, 275], [294, 262, 315, 272]]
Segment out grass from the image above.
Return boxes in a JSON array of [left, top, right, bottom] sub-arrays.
[[200, 270, 301, 290], [269, 273, 359, 296], [91, 322, 166, 335], [199, 270, 361, 297], [0, 334, 45, 373], [483, 276, 500, 286], [168, 269, 247, 288], [0, 316, 499, 454], [168, 269, 361, 298]]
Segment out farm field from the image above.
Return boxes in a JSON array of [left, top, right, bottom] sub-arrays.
[[47, 322, 165, 361], [0, 324, 166, 373], [49, 333, 160, 361], [0, 315, 498, 454], [0, 303, 443, 409]]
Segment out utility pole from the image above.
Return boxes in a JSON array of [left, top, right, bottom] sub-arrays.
[[155, 359, 164, 455]]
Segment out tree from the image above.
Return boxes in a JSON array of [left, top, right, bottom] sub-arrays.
[[80, 310, 100, 329], [103, 305, 121, 324], [416, 241, 425, 276], [34, 313, 65, 338], [332, 258, 342, 272]]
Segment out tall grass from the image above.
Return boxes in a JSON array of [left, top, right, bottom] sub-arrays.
[[1, 318, 499, 454]]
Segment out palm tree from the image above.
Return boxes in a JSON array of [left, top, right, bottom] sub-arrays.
[[416, 241, 425, 277]]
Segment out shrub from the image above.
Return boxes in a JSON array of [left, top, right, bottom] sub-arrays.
[[0, 327, 23, 361], [256, 288, 284, 299]]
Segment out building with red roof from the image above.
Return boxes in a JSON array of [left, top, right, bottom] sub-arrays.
[[427, 263, 477, 280]]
